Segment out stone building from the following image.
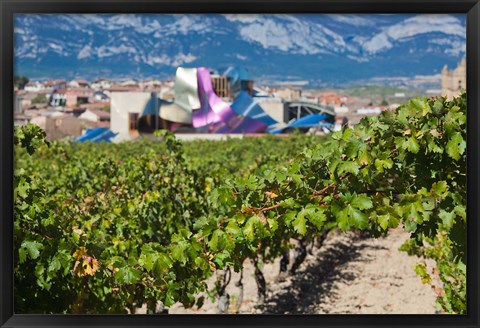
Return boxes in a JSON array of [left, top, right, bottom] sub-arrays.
[[442, 57, 466, 99], [274, 87, 302, 101]]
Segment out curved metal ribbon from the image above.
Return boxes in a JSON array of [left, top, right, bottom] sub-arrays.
[[192, 67, 238, 128], [192, 67, 271, 133], [160, 67, 200, 124]]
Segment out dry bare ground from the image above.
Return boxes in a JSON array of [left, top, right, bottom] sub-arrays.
[[161, 228, 438, 314]]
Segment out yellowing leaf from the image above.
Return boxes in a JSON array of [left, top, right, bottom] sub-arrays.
[[73, 247, 87, 260], [91, 258, 99, 274], [83, 258, 94, 276], [265, 191, 278, 199]]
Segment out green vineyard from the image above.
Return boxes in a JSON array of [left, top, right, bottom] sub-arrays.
[[14, 93, 466, 314]]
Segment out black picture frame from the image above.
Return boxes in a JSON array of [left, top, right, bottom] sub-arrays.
[[1, 1, 479, 327]]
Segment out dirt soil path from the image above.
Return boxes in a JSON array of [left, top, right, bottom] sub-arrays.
[[168, 227, 438, 314]]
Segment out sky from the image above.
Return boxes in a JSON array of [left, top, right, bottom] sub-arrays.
[[14, 14, 466, 85]]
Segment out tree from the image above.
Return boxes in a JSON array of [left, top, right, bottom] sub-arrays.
[[31, 94, 48, 105], [14, 75, 29, 89]]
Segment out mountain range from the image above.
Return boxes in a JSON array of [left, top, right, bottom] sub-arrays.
[[14, 14, 466, 87]]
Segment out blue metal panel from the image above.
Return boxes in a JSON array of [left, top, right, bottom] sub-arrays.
[[231, 91, 278, 126], [222, 66, 250, 84], [268, 113, 333, 134], [89, 130, 117, 142], [75, 128, 117, 143], [288, 113, 329, 127]]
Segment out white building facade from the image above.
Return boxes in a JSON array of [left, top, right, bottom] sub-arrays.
[[110, 92, 153, 141]]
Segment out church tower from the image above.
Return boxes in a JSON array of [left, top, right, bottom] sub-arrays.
[[441, 56, 466, 99]]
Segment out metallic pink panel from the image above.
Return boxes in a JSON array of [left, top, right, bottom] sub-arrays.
[[211, 114, 267, 133], [192, 67, 237, 128], [192, 67, 268, 133]]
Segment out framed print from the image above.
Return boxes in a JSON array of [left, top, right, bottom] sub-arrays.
[[1, 1, 479, 328]]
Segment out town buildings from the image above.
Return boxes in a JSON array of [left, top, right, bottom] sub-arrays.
[[17, 59, 463, 140], [274, 87, 302, 101], [14, 78, 113, 138]]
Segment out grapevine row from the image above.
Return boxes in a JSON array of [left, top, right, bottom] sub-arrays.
[[14, 93, 466, 314]]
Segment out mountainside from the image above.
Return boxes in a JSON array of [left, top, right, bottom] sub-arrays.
[[14, 14, 466, 86]]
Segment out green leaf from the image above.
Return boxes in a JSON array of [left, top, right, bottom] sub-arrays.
[[348, 206, 369, 230], [345, 140, 363, 158], [430, 181, 449, 199], [292, 213, 307, 235], [337, 161, 360, 176], [242, 220, 255, 241], [243, 216, 261, 242], [456, 260, 466, 274], [432, 98, 445, 113], [358, 150, 372, 166], [409, 97, 432, 117], [213, 250, 231, 267], [210, 187, 235, 209], [280, 198, 299, 209], [35, 262, 45, 278], [114, 267, 141, 284], [403, 202, 423, 223], [56, 251, 72, 276], [288, 162, 300, 174], [377, 215, 390, 230], [153, 254, 173, 275], [304, 205, 327, 230], [171, 241, 189, 265], [208, 229, 234, 251], [454, 205, 466, 221], [415, 263, 432, 284], [430, 129, 442, 138], [237, 175, 258, 191], [446, 132, 466, 161], [403, 137, 420, 154], [284, 211, 297, 225], [350, 194, 373, 210], [374, 159, 393, 173], [18, 248, 26, 264], [377, 214, 399, 230], [21, 240, 43, 260], [275, 170, 288, 183], [164, 289, 177, 307], [139, 251, 158, 272], [48, 257, 61, 273], [16, 177, 30, 199], [427, 139, 443, 154], [439, 210, 456, 229], [332, 204, 369, 231], [267, 218, 278, 231], [444, 110, 465, 135], [192, 216, 210, 231], [225, 221, 241, 236], [332, 205, 349, 232], [208, 230, 221, 251], [403, 218, 418, 232], [194, 257, 209, 271]]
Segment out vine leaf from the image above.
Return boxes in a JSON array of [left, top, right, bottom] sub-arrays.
[[114, 267, 141, 284], [439, 210, 456, 230], [403, 137, 420, 154], [21, 240, 43, 260], [446, 132, 466, 161]]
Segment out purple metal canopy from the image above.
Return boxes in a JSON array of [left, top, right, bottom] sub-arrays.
[[192, 67, 268, 133]]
